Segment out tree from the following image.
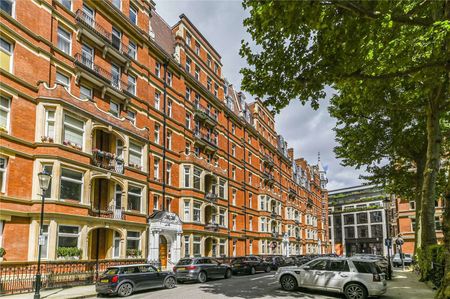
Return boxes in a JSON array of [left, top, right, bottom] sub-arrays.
[[240, 0, 450, 291], [328, 79, 427, 255]]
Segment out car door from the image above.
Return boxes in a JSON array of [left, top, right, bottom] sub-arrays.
[[213, 259, 226, 277], [324, 260, 351, 291], [122, 266, 144, 290], [138, 265, 161, 289], [201, 258, 216, 278], [302, 259, 328, 288]]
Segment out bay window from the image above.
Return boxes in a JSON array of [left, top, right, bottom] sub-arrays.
[[193, 167, 201, 190], [184, 165, 190, 188], [126, 231, 140, 251], [193, 202, 201, 222], [193, 236, 201, 257], [129, 142, 142, 168], [63, 114, 84, 149], [57, 225, 79, 248], [44, 109, 55, 139], [127, 185, 142, 212], [184, 200, 190, 221]]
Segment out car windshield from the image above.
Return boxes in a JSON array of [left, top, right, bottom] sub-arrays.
[[177, 259, 193, 266], [103, 268, 120, 275]]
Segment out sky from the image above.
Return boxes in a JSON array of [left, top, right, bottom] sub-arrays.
[[154, 0, 367, 190]]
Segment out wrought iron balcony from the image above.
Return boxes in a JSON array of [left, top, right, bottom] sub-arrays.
[[89, 204, 125, 220], [262, 154, 274, 168], [194, 130, 218, 152], [92, 149, 124, 174], [262, 172, 275, 185], [194, 102, 218, 126], [289, 188, 297, 198], [205, 192, 218, 202], [75, 9, 129, 60], [205, 222, 219, 231], [74, 54, 129, 93], [271, 231, 279, 238]]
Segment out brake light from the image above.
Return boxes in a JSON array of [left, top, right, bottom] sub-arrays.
[[173, 267, 177, 272], [186, 265, 197, 270], [111, 275, 119, 283], [373, 273, 381, 282]]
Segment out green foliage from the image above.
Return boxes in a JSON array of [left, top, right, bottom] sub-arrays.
[[0, 247, 5, 257], [56, 247, 82, 258], [126, 249, 142, 257], [417, 245, 445, 286]]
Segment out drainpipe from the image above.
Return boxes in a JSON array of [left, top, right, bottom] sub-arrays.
[[162, 61, 168, 212], [226, 115, 231, 256], [243, 127, 247, 256]]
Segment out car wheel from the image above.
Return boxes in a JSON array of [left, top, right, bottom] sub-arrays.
[[164, 276, 176, 289], [280, 274, 298, 291], [197, 271, 207, 283], [224, 268, 232, 279], [117, 283, 133, 297], [265, 265, 271, 273], [250, 267, 256, 275], [344, 283, 368, 299]]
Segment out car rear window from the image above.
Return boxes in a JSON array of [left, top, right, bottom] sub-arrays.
[[177, 259, 193, 266], [231, 258, 245, 264], [103, 268, 119, 275], [353, 261, 382, 274]]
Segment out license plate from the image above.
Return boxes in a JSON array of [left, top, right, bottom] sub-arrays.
[[100, 279, 109, 283], [177, 267, 185, 271], [234, 264, 241, 267]]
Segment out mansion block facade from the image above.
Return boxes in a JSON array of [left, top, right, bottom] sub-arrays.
[[0, 0, 329, 267]]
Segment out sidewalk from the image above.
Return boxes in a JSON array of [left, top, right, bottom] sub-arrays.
[[382, 269, 435, 299], [3, 285, 96, 299]]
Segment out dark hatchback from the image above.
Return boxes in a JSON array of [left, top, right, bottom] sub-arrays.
[[230, 256, 272, 275], [263, 256, 288, 270], [96, 264, 176, 297]]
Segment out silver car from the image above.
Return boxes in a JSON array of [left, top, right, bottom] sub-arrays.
[[392, 253, 413, 266], [174, 257, 232, 283], [274, 257, 387, 299]]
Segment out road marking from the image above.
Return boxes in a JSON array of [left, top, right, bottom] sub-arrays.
[[250, 274, 274, 281]]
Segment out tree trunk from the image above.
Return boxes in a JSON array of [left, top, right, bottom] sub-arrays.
[[436, 168, 449, 299], [419, 89, 442, 280], [414, 159, 425, 256]]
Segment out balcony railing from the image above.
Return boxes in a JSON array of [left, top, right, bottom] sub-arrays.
[[205, 192, 218, 202], [74, 54, 129, 93], [89, 204, 125, 220], [92, 149, 124, 174], [205, 222, 219, 231], [289, 188, 297, 198], [263, 154, 274, 168], [194, 130, 218, 150], [194, 102, 218, 125], [262, 172, 275, 184], [75, 9, 129, 58]]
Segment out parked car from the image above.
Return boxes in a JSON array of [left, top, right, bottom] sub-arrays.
[[352, 254, 393, 279], [231, 256, 272, 274], [263, 256, 287, 270], [392, 253, 413, 266], [173, 257, 232, 283], [96, 264, 176, 297], [274, 257, 387, 299]]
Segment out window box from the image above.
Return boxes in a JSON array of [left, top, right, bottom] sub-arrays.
[[126, 249, 142, 258], [63, 140, 82, 150], [129, 162, 142, 170], [41, 136, 54, 143], [56, 247, 82, 260]]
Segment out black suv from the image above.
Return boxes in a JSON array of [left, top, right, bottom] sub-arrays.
[[96, 264, 176, 297], [230, 256, 271, 275]]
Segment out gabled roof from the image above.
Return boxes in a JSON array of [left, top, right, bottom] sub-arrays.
[[151, 10, 175, 55]]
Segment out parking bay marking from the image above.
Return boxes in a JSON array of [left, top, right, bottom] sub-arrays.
[[250, 274, 274, 281]]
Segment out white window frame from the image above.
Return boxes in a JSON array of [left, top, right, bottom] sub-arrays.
[[129, 5, 138, 25], [185, 112, 191, 129], [57, 26, 72, 55], [153, 194, 159, 211], [0, 157, 8, 193], [80, 85, 92, 100], [40, 224, 50, 259], [126, 231, 141, 251], [167, 100, 172, 117], [0, 37, 13, 72], [153, 157, 160, 180], [166, 130, 172, 149], [128, 40, 137, 60], [44, 108, 55, 140], [166, 72, 172, 86], [154, 92, 160, 110], [59, 0, 72, 11], [113, 231, 121, 258], [60, 167, 84, 201], [127, 74, 136, 95], [154, 124, 160, 144], [63, 113, 84, 149], [184, 200, 190, 221], [56, 72, 70, 90], [0, 0, 15, 17], [57, 225, 80, 248], [127, 185, 142, 212], [166, 162, 172, 185], [193, 201, 201, 222], [129, 141, 143, 167], [184, 165, 190, 188], [110, 100, 120, 117], [0, 96, 11, 132]]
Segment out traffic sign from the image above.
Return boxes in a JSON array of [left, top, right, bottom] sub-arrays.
[[385, 238, 392, 247]]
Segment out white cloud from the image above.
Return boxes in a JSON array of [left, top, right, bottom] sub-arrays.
[[154, 0, 367, 190]]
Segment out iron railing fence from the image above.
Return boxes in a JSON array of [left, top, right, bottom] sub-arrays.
[[0, 259, 145, 295]]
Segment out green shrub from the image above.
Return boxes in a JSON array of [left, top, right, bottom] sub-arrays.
[[126, 249, 142, 257], [417, 244, 444, 286], [57, 247, 82, 258], [0, 247, 5, 257]]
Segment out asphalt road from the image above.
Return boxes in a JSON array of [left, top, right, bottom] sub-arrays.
[[115, 272, 340, 299]]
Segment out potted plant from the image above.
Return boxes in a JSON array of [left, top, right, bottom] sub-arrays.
[[0, 248, 5, 261], [126, 249, 142, 258]]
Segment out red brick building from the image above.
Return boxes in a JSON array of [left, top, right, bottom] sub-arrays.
[[0, 0, 329, 266]]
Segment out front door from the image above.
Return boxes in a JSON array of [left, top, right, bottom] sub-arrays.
[[159, 235, 167, 268]]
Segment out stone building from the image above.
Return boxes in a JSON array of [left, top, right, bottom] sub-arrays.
[[0, 0, 329, 268]]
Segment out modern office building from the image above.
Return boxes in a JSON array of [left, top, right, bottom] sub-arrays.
[[0, 0, 329, 268], [328, 185, 397, 256]]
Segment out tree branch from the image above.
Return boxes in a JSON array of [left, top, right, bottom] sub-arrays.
[[330, 1, 435, 27]]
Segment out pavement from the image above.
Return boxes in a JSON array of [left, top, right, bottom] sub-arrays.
[[4, 269, 435, 299]]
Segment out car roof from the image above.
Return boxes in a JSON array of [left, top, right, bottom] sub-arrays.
[[108, 264, 154, 268]]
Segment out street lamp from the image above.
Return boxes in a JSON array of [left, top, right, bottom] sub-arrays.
[[383, 197, 392, 280], [34, 171, 51, 299]]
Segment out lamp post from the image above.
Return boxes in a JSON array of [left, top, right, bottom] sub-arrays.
[[34, 171, 51, 299], [383, 197, 392, 280]]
